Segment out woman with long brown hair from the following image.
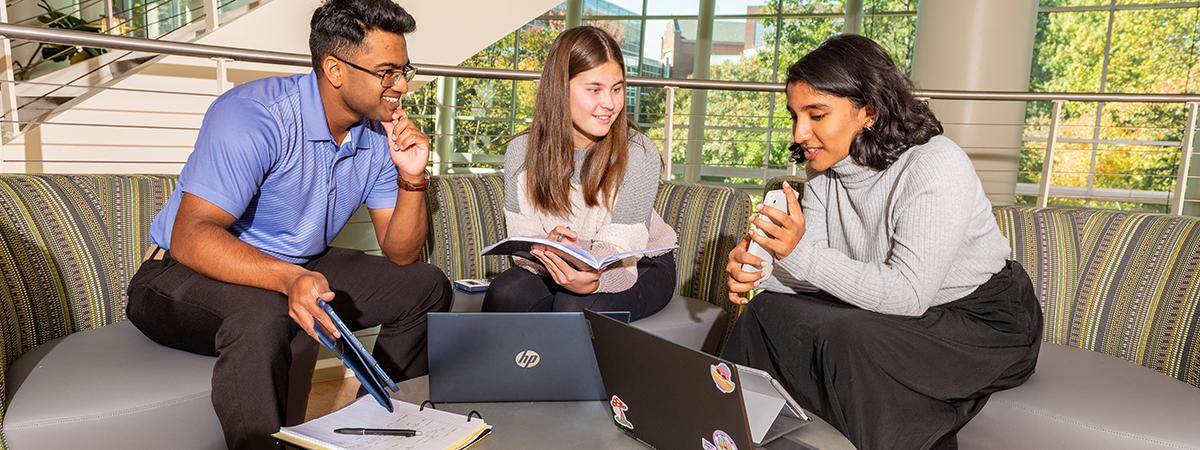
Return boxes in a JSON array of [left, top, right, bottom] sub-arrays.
[[482, 26, 677, 320], [723, 35, 1041, 449]]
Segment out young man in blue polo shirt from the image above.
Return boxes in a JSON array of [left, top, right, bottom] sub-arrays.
[[125, 1, 451, 448]]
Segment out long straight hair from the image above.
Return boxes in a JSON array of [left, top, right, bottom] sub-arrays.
[[524, 26, 636, 217]]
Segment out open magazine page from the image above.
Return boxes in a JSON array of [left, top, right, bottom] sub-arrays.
[[481, 236, 679, 270], [480, 236, 601, 269]]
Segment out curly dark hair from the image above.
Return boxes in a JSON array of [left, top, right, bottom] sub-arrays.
[[785, 34, 942, 171], [309, 0, 417, 77]]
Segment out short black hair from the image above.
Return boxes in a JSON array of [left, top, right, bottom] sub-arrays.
[[309, 0, 417, 77], [786, 34, 943, 171]]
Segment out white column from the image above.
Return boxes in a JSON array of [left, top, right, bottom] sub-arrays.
[[434, 76, 457, 175], [204, 0, 220, 32], [844, 0, 864, 35], [104, 0, 115, 34], [213, 57, 231, 94], [683, 0, 716, 183], [910, 0, 1039, 206]]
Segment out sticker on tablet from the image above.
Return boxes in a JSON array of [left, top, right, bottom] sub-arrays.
[[611, 395, 634, 430], [711, 362, 736, 394], [702, 430, 737, 450]]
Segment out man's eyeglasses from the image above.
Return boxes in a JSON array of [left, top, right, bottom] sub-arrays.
[[333, 55, 417, 88]]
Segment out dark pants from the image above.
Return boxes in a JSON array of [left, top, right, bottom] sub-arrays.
[[126, 247, 452, 450], [721, 260, 1042, 450], [482, 253, 676, 321]]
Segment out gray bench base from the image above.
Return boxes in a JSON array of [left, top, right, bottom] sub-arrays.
[[4, 320, 316, 450], [5, 320, 225, 450], [960, 342, 1200, 449]]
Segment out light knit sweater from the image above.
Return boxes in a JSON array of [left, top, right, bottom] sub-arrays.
[[760, 135, 1011, 316], [503, 132, 678, 293]]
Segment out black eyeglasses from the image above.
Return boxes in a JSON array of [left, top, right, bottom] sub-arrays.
[[333, 55, 417, 88]]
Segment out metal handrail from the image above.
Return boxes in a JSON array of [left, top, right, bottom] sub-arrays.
[[0, 22, 1196, 211], [11, 0, 187, 79], [11, 0, 246, 109], [1, 22, 1199, 103]]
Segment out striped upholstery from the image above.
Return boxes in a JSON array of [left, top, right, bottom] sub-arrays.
[[0, 174, 176, 449], [994, 206, 1200, 388], [421, 174, 511, 281], [993, 206, 1082, 343], [654, 181, 752, 339]]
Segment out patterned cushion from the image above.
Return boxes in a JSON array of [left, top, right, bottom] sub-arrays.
[[1066, 209, 1200, 388], [0, 174, 176, 449], [654, 181, 752, 340], [421, 174, 511, 281], [0, 174, 175, 346], [995, 206, 1200, 388], [992, 206, 1083, 345]]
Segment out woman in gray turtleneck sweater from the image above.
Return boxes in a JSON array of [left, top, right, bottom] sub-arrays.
[[722, 35, 1043, 450]]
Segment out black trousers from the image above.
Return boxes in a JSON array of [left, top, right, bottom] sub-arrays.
[[482, 253, 676, 321], [126, 247, 452, 450], [721, 260, 1042, 450]]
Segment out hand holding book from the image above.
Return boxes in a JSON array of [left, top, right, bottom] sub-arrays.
[[535, 225, 593, 271], [529, 245, 602, 294]]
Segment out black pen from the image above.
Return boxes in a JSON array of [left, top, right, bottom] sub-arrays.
[[333, 427, 420, 437]]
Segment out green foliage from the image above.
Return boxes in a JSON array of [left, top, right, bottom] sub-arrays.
[[447, 21, 563, 155], [35, 0, 107, 63], [1023, 5, 1199, 209]]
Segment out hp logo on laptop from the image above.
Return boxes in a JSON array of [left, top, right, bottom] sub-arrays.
[[515, 350, 540, 368]]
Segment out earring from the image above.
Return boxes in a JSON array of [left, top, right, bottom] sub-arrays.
[[864, 120, 874, 131]]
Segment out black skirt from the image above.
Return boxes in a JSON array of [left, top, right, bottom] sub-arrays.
[[721, 260, 1042, 450]]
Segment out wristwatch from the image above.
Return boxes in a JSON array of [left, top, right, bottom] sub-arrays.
[[397, 169, 431, 192]]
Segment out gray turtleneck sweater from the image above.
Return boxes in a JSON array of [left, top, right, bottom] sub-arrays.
[[759, 135, 1012, 316]]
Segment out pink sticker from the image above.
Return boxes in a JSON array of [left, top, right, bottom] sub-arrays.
[[711, 362, 736, 394], [611, 395, 634, 430], [702, 430, 737, 450]]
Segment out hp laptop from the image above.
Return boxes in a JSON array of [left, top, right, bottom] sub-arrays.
[[428, 311, 629, 403], [584, 310, 810, 449]]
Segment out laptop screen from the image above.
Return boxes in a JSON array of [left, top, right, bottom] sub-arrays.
[[584, 310, 756, 450], [428, 312, 627, 403]]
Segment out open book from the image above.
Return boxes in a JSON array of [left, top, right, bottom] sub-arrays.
[[481, 236, 678, 270], [273, 396, 491, 450]]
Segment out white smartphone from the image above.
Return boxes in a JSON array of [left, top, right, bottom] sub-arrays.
[[742, 189, 797, 279]]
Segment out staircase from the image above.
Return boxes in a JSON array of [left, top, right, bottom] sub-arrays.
[[6, 0, 265, 132], [1, 0, 562, 173]]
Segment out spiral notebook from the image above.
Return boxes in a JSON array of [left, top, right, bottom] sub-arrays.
[[273, 396, 491, 450]]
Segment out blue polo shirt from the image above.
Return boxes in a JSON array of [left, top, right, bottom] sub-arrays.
[[150, 72, 399, 264]]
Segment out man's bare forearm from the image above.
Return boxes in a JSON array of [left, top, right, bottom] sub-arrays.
[[380, 189, 427, 265], [171, 220, 308, 295]]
